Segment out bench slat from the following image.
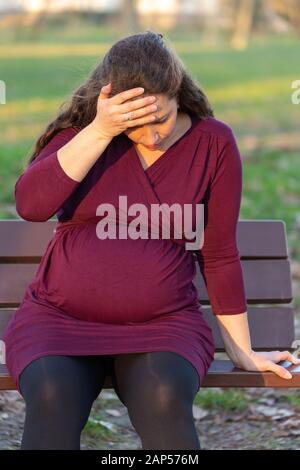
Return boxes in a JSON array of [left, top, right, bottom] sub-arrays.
[[202, 360, 300, 387], [0, 219, 288, 260], [2, 360, 300, 390], [202, 306, 295, 350], [236, 219, 288, 258], [0, 259, 293, 307], [0, 220, 56, 261], [0, 306, 294, 351], [194, 259, 293, 303]]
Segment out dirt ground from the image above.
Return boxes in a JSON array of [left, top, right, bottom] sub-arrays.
[[1, 386, 300, 450]]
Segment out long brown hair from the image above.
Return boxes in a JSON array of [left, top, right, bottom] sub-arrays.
[[28, 30, 214, 164]]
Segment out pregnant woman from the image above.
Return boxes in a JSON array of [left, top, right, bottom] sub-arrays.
[[4, 31, 298, 451]]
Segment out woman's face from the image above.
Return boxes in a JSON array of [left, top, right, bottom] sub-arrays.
[[122, 94, 179, 150]]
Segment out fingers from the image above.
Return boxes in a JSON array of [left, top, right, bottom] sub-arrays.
[[112, 87, 145, 105], [114, 103, 157, 124], [111, 94, 158, 127], [117, 95, 157, 115], [97, 85, 160, 130], [279, 351, 300, 365], [283, 351, 300, 364], [268, 361, 292, 379], [264, 350, 300, 380], [287, 352, 300, 364], [125, 114, 157, 128], [98, 82, 112, 100]]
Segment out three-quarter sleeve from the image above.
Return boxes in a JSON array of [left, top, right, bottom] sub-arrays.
[[195, 126, 247, 315], [15, 127, 81, 222]]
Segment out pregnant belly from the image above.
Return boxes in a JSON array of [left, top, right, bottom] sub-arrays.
[[37, 223, 195, 324]]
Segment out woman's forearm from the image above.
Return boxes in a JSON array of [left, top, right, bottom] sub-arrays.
[[57, 122, 112, 182], [215, 311, 252, 367], [15, 123, 112, 222]]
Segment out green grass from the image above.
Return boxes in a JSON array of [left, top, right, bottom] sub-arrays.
[[82, 416, 118, 442], [194, 388, 252, 412], [277, 391, 300, 408], [241, 149, 300, 260], [1, 24, 299, 262]]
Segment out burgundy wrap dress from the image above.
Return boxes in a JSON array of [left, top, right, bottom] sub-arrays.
[[3, 114, 247, 396]]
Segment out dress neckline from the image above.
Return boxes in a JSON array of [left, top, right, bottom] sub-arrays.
[[131, 112, 199, 174]]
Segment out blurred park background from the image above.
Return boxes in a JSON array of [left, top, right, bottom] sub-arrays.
[[0, 0, 300, 450]]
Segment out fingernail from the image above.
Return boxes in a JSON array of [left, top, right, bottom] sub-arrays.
[[285, 373, 292, 379]]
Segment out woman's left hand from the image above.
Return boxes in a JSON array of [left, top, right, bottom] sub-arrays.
[[234, 350, 300, 379]]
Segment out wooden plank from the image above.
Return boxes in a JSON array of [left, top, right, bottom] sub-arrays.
[[240, 259, 292, 302], [2, 360, 300, 391], [0, 309, 13, 333], [0, 306, 295, 351], [0, 219, 288, 261], [0, 365, 16, 390], [0, 219, 57, 262], [0, 264, 38, 306], [0, 259, 293, 307], [201, 360, 300, 388], [202, 306, 295, 350], [236, 219, 288, 258], [193, 259, 292, 304]]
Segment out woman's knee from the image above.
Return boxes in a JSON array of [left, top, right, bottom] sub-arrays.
[[115, 352, 199, 423], [141, 378, 194, 418], [115, 351, 200, 408], [20, 360, 72, 416], [19, 355, 106, 415]]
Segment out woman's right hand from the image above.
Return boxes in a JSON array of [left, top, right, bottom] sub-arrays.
[[90, 83, 158, 140]]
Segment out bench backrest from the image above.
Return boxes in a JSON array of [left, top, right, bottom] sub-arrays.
[[0, 219, 295, 352]]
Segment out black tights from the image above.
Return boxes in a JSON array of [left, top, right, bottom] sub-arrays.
[[19, 351, 201, 450]]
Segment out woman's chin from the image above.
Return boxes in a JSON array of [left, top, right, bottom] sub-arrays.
[[143, 144, 161, 150]]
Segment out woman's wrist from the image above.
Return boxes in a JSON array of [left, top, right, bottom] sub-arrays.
[[88, 121, 113, 143], [215, 311, 254, 367], [231, 348, 255, 369]]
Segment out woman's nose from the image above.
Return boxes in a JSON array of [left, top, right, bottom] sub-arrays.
[[143, 129, 159, 144]]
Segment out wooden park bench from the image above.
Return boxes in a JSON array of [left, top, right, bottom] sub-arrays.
[[0, 218, 299, 391]]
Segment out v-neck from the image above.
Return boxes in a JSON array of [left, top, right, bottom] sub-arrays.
[[131, 112, 199, 174]]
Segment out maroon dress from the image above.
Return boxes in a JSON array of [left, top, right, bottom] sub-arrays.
[[3, 114, 247, 395]]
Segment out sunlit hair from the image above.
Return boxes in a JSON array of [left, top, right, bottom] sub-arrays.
[[27, 30, 214, 164]]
